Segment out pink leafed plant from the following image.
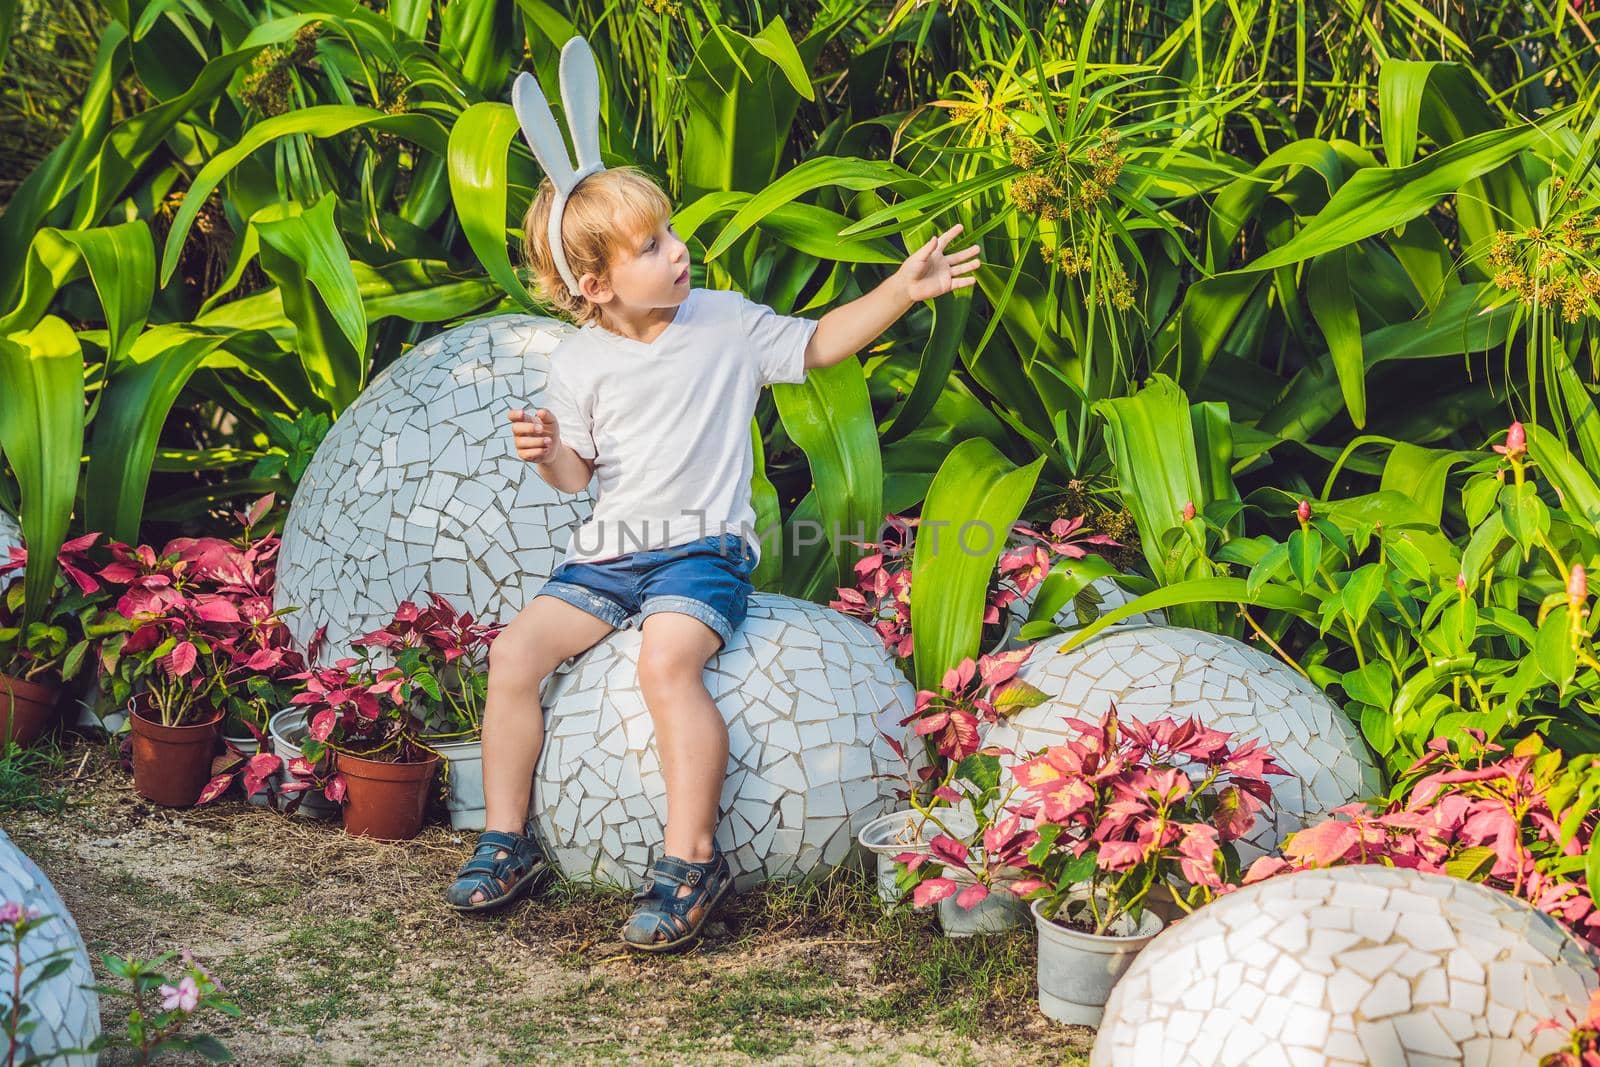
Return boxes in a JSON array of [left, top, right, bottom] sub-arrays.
[[987, 703, 1287, 935], [1538, 988, 1600, 1066], [829, 512, 1117, 664], [96, 494, 306, 733], [900, 647, 1047, 767], [1244, 730, 1600, 944]]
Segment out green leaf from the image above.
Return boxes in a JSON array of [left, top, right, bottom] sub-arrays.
[[1343, 661, 1394, 708], [1498, 481, 1548, 556], [1535, 606, 1577, 692], [910, 439, 1044, 691], [1462, 473, 1500, 529], [1341, 564, 1384, 626], [1287, 527, 1321, 589], [447, 102, 536, 310], [952, 753, 999, 794], [1306, 248, 1365, 426], [255, 197, 368, 412], [773, 353, 882, 592], [0, 321, 86, 624], [1359, 705, 1396, 756]]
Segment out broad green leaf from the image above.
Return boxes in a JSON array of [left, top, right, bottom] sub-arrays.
[[0, 320, 86, 623], [1535, 606, 1577, 692], [1306, 248, 1365, 426], [448, 102, 536, 310], [910, 439, 1044, 690]]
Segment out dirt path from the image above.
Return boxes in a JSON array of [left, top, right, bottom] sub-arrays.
[[6, 741, 1092, 1066]]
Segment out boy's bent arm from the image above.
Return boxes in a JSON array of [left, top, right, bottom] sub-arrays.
[[535, 444, 594, 495]]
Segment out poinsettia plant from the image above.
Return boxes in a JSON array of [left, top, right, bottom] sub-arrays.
[[981, 703, 1287, 935], [96, 495, 304, 729], [830, 512, 1120, 667], [1538, 987, 1600, 1066], [1244, 729, 1600, 944], [0, 532, 119, 684], [350, 593, 501, 739]]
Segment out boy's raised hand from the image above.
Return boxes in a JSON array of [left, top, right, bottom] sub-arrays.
[[896, 223, 982, 302], [509, 407, 560, 463]]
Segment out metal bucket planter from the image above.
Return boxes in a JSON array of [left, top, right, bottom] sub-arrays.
[[428, 735, 484, 830], [1032, 893, 1164, 1026], [856, 806, 978, 910], [266, 708, 339, 820], [938, 868, 1031, 937]]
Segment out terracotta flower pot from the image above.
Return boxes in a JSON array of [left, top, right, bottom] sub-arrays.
[[0, 672, 59, 748], [335, 750, 440, 841], [128, 702, 225, 807]]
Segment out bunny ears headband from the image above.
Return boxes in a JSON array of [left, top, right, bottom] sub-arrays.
[[512, 36, 606, 297]]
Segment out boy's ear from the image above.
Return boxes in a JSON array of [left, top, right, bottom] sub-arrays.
[[578, 271, 612, 305]]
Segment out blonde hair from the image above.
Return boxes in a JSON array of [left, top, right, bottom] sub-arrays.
[[521, 166, 674, 326]]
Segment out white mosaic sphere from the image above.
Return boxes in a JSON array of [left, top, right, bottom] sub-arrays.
[[274, 314, 592, 659], [980, 627, 1380, 856], [991, 572, 1164, 653], [0, 510, 19, 565], [530, 593, 915, 892], [0, 829, 99, 1065], [1092, 866, 1600, 1066]]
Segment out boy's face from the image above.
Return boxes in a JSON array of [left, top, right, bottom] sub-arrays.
[[581, 218, 690, 311]]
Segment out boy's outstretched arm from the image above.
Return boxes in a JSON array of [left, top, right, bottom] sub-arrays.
[[803, 223, 981, 372]]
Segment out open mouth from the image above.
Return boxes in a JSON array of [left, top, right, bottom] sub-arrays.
[[676, 268, 689, 285]]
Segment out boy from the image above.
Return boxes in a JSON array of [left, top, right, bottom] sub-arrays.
[[445, 163, 979, 953]]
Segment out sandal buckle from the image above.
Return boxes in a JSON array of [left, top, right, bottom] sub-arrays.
[[686, 870, 701, 885]]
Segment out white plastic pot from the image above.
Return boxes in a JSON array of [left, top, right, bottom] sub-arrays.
[[1032, 894, 1163, 1026]]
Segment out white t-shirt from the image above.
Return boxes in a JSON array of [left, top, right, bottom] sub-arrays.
[[537, 287, 818, 568]]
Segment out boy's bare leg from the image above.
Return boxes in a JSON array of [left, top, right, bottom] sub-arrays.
[[636, 612, 728, 899], [465, 594, 615, 904]]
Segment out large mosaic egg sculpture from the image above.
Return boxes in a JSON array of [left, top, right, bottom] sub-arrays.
[[0, 828, 99, 1065], [980, 627, 1380, 856], [1093, 866, 1600, 1066], [530, 593, 915, 892], [0, 510, 19, 565], [274, 314, 590, 659]]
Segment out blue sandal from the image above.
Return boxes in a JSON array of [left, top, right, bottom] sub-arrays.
[[621, 849, 734, 953], [446, 830, 550, 914]]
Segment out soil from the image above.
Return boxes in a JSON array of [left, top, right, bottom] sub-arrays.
[[8, 740, 1095, 1066]]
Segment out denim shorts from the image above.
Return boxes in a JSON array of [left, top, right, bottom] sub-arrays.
[[535, 533, 756, 648]]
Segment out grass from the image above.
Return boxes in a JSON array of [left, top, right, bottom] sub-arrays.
[[0, 737, 68, 814], [8, 736, 1094, 1065]]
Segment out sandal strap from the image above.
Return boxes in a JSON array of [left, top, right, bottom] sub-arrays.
[[647, 851, 725, 890], [476, 830, 527, 854]]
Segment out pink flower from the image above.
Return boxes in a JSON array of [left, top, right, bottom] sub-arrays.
[[1494, 420, 1527, 457], [0, 902, 35, 925], [1570, 564, 1588, 603], [1182, 501, 1196, 522], [160, 975, 200, 1013], [1296, 500, 1312, 523]]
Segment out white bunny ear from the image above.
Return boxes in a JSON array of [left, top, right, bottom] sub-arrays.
[[512, 70, 577, 193], [558, 37, 604, 176], [509, 37, 608, 299]]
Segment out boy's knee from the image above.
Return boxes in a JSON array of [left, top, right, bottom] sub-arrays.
[[488, 632, 557, 685]]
